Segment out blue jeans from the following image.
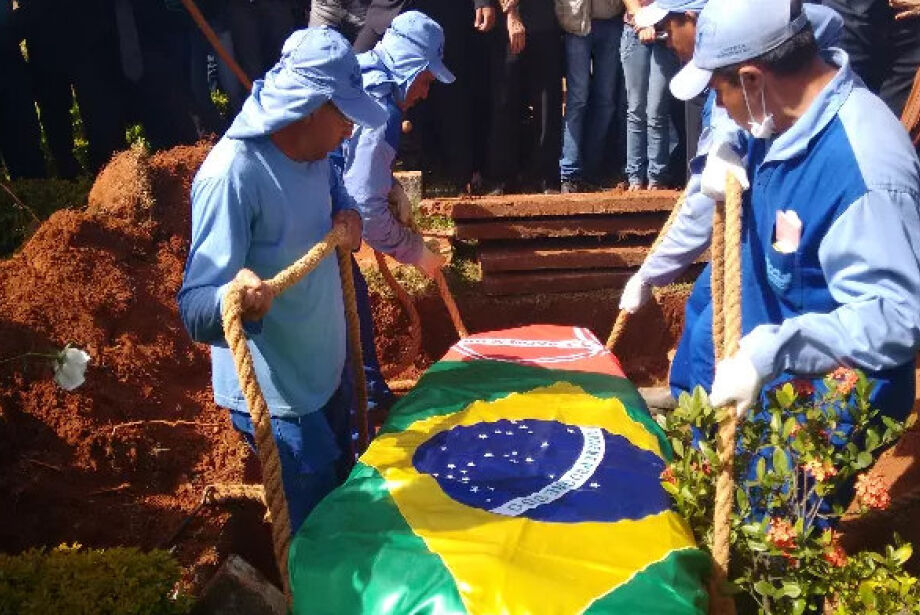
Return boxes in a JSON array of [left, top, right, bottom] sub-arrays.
[[560, 18, 624, 182], [620, 27, 678, 186], [351, 257, 395, 414], [229, 379, 353, 535]]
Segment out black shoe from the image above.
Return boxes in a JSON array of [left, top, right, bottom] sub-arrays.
[[560, 178, 599, 194]]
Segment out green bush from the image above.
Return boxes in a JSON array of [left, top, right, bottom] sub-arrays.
[[0, 176, 93, 257], [0, 544, 191, 615]]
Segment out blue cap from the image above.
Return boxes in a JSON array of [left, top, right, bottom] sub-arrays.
[[669, 0, 809, 101], [227, 27, 387, 139], [380, 11, 455, 86], [635, 0, 708, 29]]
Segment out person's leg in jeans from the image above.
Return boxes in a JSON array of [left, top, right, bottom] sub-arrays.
[[620, 26, 651, 188], [646, 42, 678, 187], [582, 18, 623, 183], [229, 383, 350, 534], [350, 257, 395, 412], [560, 31, 592, 185], [820, 0, 885, 94]]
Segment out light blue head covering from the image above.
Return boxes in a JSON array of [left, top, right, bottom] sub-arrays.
[[669, 0, 810, 100], [635, 0, 708, 29], [359, 10, 455, 102], [227, 26, 387, 139]]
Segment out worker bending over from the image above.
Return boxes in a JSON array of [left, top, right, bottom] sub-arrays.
[[667, 0, 920, 496], [333, 10, 455, 412], [622, 0, 845, 396], [178, 28, 386, 534]]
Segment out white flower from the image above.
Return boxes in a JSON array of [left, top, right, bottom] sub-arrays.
[[53, 347, 90, 391]]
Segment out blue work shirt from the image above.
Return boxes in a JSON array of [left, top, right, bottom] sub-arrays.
[[178, 136, 356, 418], [638, 4, 843, 286], [339, 51, 424, 265], [671, 49, 920, 421]]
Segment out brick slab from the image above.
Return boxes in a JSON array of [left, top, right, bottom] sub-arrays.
[[479, 241, 650, 273], [424, 190, 681, 220], [454, 213, 665, 241], [481, 269, 633, 295]]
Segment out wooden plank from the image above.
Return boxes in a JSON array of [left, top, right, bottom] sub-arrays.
[[421, 189, 682, 220], [481, 270, 632, 295], [480, 263, 706, 296], [479, 242, 650, 273], [454, 213, 665, 241]]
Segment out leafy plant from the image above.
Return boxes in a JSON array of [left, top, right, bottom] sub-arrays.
[[0, 544, 191, 615], [659, 370, 920, 613]]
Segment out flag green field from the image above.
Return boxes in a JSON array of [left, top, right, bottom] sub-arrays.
[[290, 326, 710, 614]]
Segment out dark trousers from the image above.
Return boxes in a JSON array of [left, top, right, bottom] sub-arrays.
[[228, 0, 303, 82], [0, 40, 45, 179], [683, 94, 705, 178], [25, 34, 82, 178], [821, 0, 920, 117], [488, 29, 563, 188]]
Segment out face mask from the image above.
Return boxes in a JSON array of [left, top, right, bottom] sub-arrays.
[[741, 79, 775, 139]]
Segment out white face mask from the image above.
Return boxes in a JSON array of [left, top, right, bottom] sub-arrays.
[[741, 79, 776, 139]]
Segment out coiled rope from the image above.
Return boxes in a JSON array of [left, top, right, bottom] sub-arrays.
[[221, 224, 366, 603]]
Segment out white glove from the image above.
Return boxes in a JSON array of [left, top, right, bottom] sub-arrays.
[[700, 139, 750, 201], [619, 273, 652, 314], [709, 351, 762, 418], [415, 243, 446, 278], [388, 179, 413, 225]]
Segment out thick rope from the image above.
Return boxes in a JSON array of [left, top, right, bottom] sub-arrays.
[[900, 64, 920, 146], [222, 224, 367, 604], [373, 250, 422, 379], [406, 216, 468, 338], [710, 176, 744, 615], [338, 246, 370, 451], [434, 268, 469, 337], [606, 188, 689, 350]]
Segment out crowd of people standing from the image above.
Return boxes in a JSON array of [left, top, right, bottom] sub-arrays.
[[2, 0, 920, 194]]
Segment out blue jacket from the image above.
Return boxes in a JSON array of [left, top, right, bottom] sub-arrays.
[[638, 3, 844, 286], [178, 136, 357, 417], [671, 49, 920, 421], [338, 49, 424, 265]]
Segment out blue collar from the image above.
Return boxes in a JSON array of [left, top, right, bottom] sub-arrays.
[[762, 48, 854, 165]]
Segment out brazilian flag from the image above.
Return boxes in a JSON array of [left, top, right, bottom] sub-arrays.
[[290, 325, 710, 614]]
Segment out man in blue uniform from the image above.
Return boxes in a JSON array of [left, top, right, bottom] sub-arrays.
[[665, 0, 920, 437], [336, 11, 454, 414], [621, 1, 845, 402], [178, 27, 386, 534]]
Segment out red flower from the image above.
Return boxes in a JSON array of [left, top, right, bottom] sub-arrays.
[[690, 461, 712, 476], [803, 459, 838, 482], [791, 379, 815, 398], [829, 367, 859, 395], [822, 530, 848, 567], [766, 517, 798, 551], [660, 467, 677, 486], [855, 473, 891, 510]]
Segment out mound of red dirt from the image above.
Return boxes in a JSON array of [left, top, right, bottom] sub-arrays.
[[0, 143, 259, 587]]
